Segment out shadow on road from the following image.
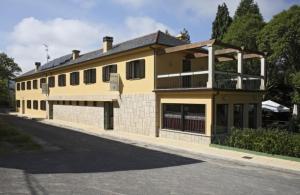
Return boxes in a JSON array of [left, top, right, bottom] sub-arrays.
[[0, 115, 203, 174]]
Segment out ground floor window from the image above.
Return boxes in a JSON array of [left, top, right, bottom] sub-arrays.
[[162, 104, 205, 134], [27, 100, 31, 109], [33, 100, 38, 110], [216, 104, 228, 134], [233, 104, 243, 129], [40, 101, 46, 110], [16, 100, 20, 108], [248, 103, 258, 129]]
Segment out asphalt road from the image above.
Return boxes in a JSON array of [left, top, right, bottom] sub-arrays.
[[0, 114, 299, 195]]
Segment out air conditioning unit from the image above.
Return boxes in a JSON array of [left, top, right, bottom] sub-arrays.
[[109, 73, 120, 91], [41, 83, 49, 95]]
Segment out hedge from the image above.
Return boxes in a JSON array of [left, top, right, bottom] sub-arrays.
[[214, 128, 300, 158]]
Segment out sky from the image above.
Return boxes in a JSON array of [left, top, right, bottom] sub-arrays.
[[0, 0, 299, 73]]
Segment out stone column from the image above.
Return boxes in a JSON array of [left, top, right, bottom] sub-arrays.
[[207, 44, 215, 88], [237, 51, 243, 89], [260, 57, 266, 90]]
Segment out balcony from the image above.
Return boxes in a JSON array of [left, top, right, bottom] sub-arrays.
[[155, 39, 266, 91], [156, 70, 263, 91]]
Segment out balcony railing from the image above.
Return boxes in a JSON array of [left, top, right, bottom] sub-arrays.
[[156, 71, 208, 89], [156, 70, 263, 91]]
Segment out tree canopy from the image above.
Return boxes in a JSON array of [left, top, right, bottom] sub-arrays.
[[211, 3, 232, 40], [257, 5, 300, 105], [234, 0, 263, 20], [0, 53, 21, 81]]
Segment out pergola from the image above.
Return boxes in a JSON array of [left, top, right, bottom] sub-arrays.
[[158, 39, 266, 90]]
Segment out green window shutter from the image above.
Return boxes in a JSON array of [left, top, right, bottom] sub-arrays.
[[139, 59, 145, 78], [126, 62, 131, 80], [84, 70, 87, 83]]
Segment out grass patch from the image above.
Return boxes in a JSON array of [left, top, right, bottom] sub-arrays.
[[210, 144, 300, 162], [0, 118, 40, 154]]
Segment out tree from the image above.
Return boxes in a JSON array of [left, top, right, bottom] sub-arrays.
[[257, 5, 300, 106], [234, 0, 263, 20], [178, 28, 191, 43], [211, 3, 232, 40], [0, 53, 21, 106]]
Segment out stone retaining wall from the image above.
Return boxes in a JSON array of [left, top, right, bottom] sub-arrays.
[[160, 129, 211, 144]]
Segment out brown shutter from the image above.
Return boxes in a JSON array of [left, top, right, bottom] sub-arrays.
[[112, 64, 117, 73], [102, 66, 106, 82], [139, 59, 145, 78], [126, 62, 131, 80], [76, 72, 79, 85], [84, 70, 87, 83]]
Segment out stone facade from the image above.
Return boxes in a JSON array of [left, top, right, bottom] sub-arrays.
[[53, 102, 104, 129], [160, 129, 211, 144], [114, 93, 156, 136]]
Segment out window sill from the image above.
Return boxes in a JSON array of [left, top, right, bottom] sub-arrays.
[[160, 128, 208, 136]]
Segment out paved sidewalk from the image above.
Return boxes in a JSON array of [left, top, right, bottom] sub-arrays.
[[39, 118, 300, 172]]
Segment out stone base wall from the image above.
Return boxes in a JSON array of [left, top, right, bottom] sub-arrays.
[[160, 129, 211, 144], [114, 93, 156, 136], [53, 103, 104, 129]]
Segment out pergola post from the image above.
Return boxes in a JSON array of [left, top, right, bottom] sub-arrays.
[[207, 44, 215, 88], [260, 57, 266, 90], [237, 51, 243, 89]]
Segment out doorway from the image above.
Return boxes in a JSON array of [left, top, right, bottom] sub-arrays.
[[104, 102, 114, 129], [22, 100, 25, 114], [182, 59, 191, 88]]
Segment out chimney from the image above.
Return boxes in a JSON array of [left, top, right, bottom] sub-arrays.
[[72, 50, 80, 60], [103, 36, 113, 53], [35, 62, 41, 72]]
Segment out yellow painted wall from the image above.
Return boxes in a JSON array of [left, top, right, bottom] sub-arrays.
[[15, 48, 155, 116], [156, 53, 208, 75]]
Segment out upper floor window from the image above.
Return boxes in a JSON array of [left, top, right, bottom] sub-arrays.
[[33, 80, 38, 89], [40, 100, 46, 110], [27, 100, 31, 109], [84, 68, 96, 84], [21, 82, 25, 90], [58, 74, 66, 87], [16, 83, 20, 91], [102, 64, 117, 82], [26, 81, 31, 90], [70, 72, 80, 86], [126, 59, 145, 80], [48, 76, 55, 88], [33, 100, 38, 110], [40, 78, 46, 88]]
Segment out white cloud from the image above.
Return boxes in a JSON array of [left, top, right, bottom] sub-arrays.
[[6, 16, 174, 73], [112, 0, 149, 8]]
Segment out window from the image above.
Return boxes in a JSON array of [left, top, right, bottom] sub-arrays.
[[62, 101, 65, 105], [248, 104, 258, 129], [233, 104, 243, 129], [33, 80, 38, 89], [93, 101, 97, 106], [40, 100, 46, 110], [84, 101, 88, 106], [33, 100, 38, 110], [58, 74, 66, 87], [126, 59, 145, 80], [27, 100, 31, 109], [17, 83, 20, 91], [48, 76, 55, 88], [16, 100, 20, 108], [26, 81, 31, 90], [70, 72, 80, 85], [76, 101, 79, 106], [40, 78, 46, 88], [162, 104, 205, 134], [216, 104, 228, 134], [102, 64, 117, 82], [21, 82, 25, 90], [84, 69, 96, 84]]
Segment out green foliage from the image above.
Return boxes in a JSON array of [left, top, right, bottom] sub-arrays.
[[257, 5, 300, 105], [0, 53, 21, 80], [234, 0, 263, 20], [211, 3, 232, 40], [291, 72, 300, 104], [218, 128, 300, 158]]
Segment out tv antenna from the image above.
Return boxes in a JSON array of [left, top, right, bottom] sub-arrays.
[[43, 44, 50, 62]]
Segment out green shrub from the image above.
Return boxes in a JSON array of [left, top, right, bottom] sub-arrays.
[[219, 128, 300, 158]]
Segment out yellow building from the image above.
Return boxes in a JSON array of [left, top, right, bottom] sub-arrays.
[[15, 31, 266, 144]]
